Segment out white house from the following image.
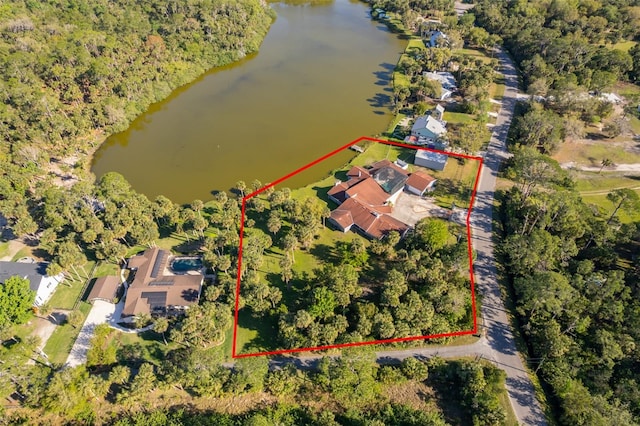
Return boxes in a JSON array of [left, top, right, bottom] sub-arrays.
[[0, 261, 65, 307], [428, 30, 448, 48], [424, 71, 457, 100], [411, 115, 447, 144]]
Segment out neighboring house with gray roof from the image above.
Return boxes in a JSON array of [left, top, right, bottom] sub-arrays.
[[0, 261, 64, 307]]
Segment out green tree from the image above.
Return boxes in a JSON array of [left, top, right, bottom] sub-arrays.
[[0, 276, 35, 326], [66, 310, 84, 329], [153, 317, 169, 345]]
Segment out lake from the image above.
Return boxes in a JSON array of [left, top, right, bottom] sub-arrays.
[[91, 0, 406, 204]]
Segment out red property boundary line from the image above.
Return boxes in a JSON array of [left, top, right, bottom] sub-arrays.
[[232, 137, 483, 358]]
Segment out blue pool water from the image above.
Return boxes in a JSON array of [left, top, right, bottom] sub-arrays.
[[170, 257, 203, 272]]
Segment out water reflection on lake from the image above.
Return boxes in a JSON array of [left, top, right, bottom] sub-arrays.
[[91, 0, 406, 204]]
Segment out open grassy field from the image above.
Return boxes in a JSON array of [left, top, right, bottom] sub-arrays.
[[573, 172, 640, 223], [43, 301, 92, 365], [610, 40, 638, 52], [574, 172, 640, 193], [443, 110, 475, 124], [454, 47, 493, 64], [553, 140, 640, 166], [581, 192, 640, 223]]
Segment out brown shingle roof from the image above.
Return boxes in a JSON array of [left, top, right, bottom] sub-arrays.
[[406, 171, 436, 192], [345, 177, 389, 207], [88, 275, 120, 302], [331, 198, 409, 239], [123, 248, 202, 317], [347, 166, 371, 178]]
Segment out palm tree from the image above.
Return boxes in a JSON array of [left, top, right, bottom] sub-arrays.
[[599, 158, 613, 174]]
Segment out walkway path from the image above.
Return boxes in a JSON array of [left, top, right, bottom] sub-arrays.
[[561, 161, 640, 173]]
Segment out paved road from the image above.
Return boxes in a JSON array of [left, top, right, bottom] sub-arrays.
[[468, 49, 547, 425]]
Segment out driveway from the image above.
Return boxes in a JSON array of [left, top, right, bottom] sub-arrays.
[[391, 191, 448, 225], [65, 300, 117, 367]]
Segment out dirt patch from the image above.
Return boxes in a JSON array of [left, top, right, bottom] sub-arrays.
[[46, 155, 81, 189], [385, 381, 441, 411]]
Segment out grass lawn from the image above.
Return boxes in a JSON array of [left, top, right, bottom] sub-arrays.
[[454, 47, 493, 64], [491, 74, 506, 100], [350, 141, 409, 167], [385, 111, 407, 134], [631, 116, 640, 134], [552, 140, 640, 166], [94, 262, 119, 277], [11, 246, 31, 261], [48, 261, 97, 310], [573, 172, 640, 223], [429, 158, 481, 209], [43, 302, 92, 365], [574, 172, 640, 193], [610, 40, 637, 52], [581, 192, 640, 223], [113, 329, 176, 365], [406, 38, 425, 53], [0, 241, 9, 258], [443, 110, 475, 124]]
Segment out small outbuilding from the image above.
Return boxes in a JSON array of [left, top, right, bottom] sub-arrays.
[[406, 171, 437, 196], [414, 148, 448, 171]]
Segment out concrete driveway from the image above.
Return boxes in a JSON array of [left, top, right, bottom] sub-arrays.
[[391, 191, 449, 226], [65, 300, 117, 367]]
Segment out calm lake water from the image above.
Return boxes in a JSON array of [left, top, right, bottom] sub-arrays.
[[91, 0, 406, 204]]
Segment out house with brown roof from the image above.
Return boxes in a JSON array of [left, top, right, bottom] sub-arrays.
[[330, 198, 410, 239], [122, 247, 203, 320], [328, 160, 414, 239]]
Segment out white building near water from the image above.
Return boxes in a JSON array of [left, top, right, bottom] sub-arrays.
[[424, 71, 457, 100], [427, 30, 448, 47]]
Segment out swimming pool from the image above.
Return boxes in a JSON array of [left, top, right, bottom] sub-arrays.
[[170, 257, 203, 272]]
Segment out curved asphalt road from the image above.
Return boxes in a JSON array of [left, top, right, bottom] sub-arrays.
[[378, 49, 547, 425], [379, 49, 547, 425], [270, 49, 547, 425]]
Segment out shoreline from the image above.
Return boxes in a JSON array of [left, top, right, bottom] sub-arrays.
[[83, 1, 409, 204], [78, 14, 277, 187]]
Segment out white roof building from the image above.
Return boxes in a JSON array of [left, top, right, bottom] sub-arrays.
[[411, 115, 447, 143], [428, 30, 448, 48], [424, 71, 457, 100]]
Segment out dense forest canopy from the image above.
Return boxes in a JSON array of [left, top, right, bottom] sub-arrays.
[[473, 0, 640, 92], [0, 0, 274, 236]]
